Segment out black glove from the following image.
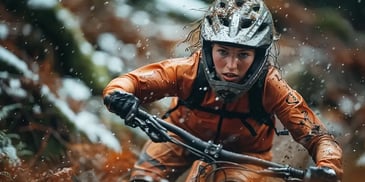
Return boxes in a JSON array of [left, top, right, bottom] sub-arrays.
[[304, 166, 338, 182], [104, 91, 140, 126]]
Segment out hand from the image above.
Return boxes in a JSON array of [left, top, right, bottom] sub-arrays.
[[104, 91, 140, 125], [304, 166, 338, 182]]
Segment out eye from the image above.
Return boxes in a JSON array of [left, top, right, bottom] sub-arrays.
[[238, 52, 249, 59], [217, 49, 229, 56]]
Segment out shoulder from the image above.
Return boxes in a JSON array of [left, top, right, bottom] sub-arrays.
[[263, 66, 293, 97], [162, 51, 201, 76], [265, 67, 288, 88], [136, 51, 200, 75], [167, 51, 201, 66], [173, 51, 202, 98], [262, 67, 298, 113], [265, 66, 282, 82]]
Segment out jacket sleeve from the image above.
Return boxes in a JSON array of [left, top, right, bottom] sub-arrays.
[[103, 52, 199, 104], [263, 67, 343, 178]]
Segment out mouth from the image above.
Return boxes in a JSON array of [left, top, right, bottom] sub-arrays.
[[222, 73, 240, 82]]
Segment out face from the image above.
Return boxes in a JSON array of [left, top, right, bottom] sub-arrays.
[[212, 43, 255, 83]]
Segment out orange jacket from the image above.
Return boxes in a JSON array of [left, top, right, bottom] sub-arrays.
[[103, 51, 343, 177]]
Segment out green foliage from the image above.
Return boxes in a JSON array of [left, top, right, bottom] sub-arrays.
[[314, 8, 354, 43], [298, 0, 365, 31]]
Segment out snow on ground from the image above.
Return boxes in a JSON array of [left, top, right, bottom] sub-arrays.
[[43, 83, 122, 152], [0, 46, 122, 152]]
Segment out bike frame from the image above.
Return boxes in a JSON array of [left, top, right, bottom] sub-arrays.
[[125, 108, 336, 182]]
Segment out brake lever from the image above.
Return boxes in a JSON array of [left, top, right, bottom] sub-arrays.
[[124, 102, 139, 128], [266, 166, 306, 180], [134, 115, 171, 143]]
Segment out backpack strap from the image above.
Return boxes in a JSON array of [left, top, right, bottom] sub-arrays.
[[184, 61, 209, 106], [162, 63, 286, 136], [162, 62, 208, 119], [248, 68, 272, 126], [163, 63, 270, 124], [176, 63, 250, 121]]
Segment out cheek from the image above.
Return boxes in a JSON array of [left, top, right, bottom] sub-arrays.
[[212, 58, 225, 71], [241, 58, 254, 68], [243, 60, 254, 69], [237, 60, 254, 76]]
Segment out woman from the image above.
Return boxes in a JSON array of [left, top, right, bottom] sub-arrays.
[[103, 0, 343, 181]]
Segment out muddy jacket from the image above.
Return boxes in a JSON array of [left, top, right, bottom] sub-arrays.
[[103, 51, 343, 177]]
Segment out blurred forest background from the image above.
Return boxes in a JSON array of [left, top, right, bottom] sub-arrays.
[[0, 0, 365, 181]]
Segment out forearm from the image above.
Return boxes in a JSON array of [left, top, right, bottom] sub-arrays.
[[311, 135, 343, 179]]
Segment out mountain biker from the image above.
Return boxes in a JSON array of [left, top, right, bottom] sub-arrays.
[[103, 0, 343, 181]]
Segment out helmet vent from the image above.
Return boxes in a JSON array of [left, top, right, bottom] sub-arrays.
[[257, 22, 267, 32], [219, 2, 226, 8], [201, 0, 275, 49], [252, 5, 260, 12], [219, 15, 230, 27], [235, 0, 244, 7], [240, 18, 253, 29], [206, 16, 213, 25]]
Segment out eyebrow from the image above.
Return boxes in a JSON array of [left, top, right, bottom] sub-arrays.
[[216, 44, 253, 52]]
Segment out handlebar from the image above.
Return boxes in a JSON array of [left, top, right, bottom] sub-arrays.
[[132, 108, 306, 180]]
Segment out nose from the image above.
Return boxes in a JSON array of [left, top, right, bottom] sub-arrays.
[[226, 56, 238, 69]]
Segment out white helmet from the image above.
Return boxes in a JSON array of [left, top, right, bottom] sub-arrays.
[[200, 0, 276, 102]]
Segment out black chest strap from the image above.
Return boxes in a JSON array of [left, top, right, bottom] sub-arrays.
[[162, 65, 282, 137]]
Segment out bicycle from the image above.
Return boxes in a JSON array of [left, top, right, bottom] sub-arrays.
[[121, 107, 339, 182]]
